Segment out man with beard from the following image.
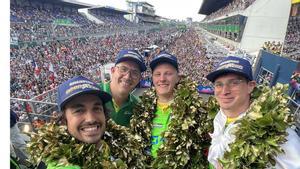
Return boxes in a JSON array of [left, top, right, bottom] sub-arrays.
[[28, 76, 146, 168], [100, 49, 147, 127]]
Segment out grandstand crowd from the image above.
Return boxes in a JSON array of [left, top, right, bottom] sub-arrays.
[[10, 3, 151, 43], [262, 41, 283, 55], [283, 16, 300, 60], [260, 16, 300, 60], [200, 0, 300, 61], [10, 0, 223, 121], [11, 0, 300, 120], [204, 0, 256, 21], [10, 27, 221, 116], [9, 0, 300, 168]]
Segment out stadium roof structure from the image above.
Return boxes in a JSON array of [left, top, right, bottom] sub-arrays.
[[198, 0, 232, 15], [29, 0, 93, 8], [136, 12, 158, 17], [138, 1, 154, 7], [127, 1, 154, 7], [88, 6, 131, 15], [137, 15, 160, 23]]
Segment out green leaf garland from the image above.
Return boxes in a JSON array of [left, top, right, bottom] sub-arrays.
[[219, 84, 293, 169], [130, 77, 214, 168], [27, 119, 147, 169]]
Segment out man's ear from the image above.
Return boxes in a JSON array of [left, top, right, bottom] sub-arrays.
[[176, 73, 181, 84], [59, 111, 67, 125], [111, 66, 116, 73], [248, 81, 256, 94], [61, 118, 67, 125]]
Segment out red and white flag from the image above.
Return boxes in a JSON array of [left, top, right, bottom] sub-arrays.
[[33, 61, 41, 79]]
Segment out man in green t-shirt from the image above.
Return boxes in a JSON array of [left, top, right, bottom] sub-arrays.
[[148, 51, 180, 157], [100, 49, 147, 127], [130, 51, 213, 168]]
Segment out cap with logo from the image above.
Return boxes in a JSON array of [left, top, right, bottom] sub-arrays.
[[57, 75, 112, 111], [150, 51, 178, 71], [115, 49, 147, 72], [206, 56, 253, 82]]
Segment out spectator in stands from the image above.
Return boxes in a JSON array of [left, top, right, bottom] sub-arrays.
[[206, 56, 300, 169], [10, 110, 28, 155], [262, 41, 283, 55], [204, 0, 256, 21], [10, 110, 31, 168], [50, 111, 59, 123], [10, 28, 180, 106], [99, 49, 147, 127], [32, 116, 45, 129], [283, 16, 300, 60], [168, 29, 214, 86], [10, 15, 216, 118]]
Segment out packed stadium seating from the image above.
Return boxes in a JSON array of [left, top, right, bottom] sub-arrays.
[[283, 16, 300, 60], [11, 0, 299, 126], [10, 2, 155, 43], [203, 0, 256, 21]]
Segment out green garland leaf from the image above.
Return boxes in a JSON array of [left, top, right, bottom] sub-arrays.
[[219, 84, 293, 169], [130, 77, 214, 168], [27, 119, 147, 169]]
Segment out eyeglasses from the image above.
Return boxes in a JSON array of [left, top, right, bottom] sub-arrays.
[[115, 65, 141, 79], [213, 79, 246, 90]]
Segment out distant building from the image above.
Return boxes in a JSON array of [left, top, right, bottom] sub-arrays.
[[126, 1, 160, 24]]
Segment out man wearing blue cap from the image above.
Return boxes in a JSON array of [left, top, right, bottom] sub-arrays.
[[27, 76, 146, 168], [206, 56, 300, 169], [130, 51, 212, 168], [147, 51, 179, 158], [100, 49, 147, 127], [56, 76, 112, 145]]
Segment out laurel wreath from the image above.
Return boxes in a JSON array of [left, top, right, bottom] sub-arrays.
[[219, 84, 293, 169], [130, 77, 214, 169], [27, 119, 147, 169]]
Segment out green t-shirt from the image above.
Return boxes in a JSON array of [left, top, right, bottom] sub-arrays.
[[151, 102, 172, 158], [99, 82, 140, 127]]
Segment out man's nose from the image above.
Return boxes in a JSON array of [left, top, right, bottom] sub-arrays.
[[85, 110, 96, 121], [221, 83, 231, 94], [159, 74, 167, 81]]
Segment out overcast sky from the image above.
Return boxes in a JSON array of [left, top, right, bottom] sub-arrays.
[[76, 0, 206, 21]]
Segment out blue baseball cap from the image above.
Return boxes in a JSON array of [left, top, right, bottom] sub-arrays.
[[206, 56, 253, 82], [150, 51, 178, 71], [57, 76, 112, 111], [115, 49, 147, 72]]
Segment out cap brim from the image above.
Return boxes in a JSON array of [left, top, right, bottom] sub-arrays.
[[116, 57, 146, 72], [60, 90, 112, 110], [150, 57, 178, 70], [206, 69, 251, 82]]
